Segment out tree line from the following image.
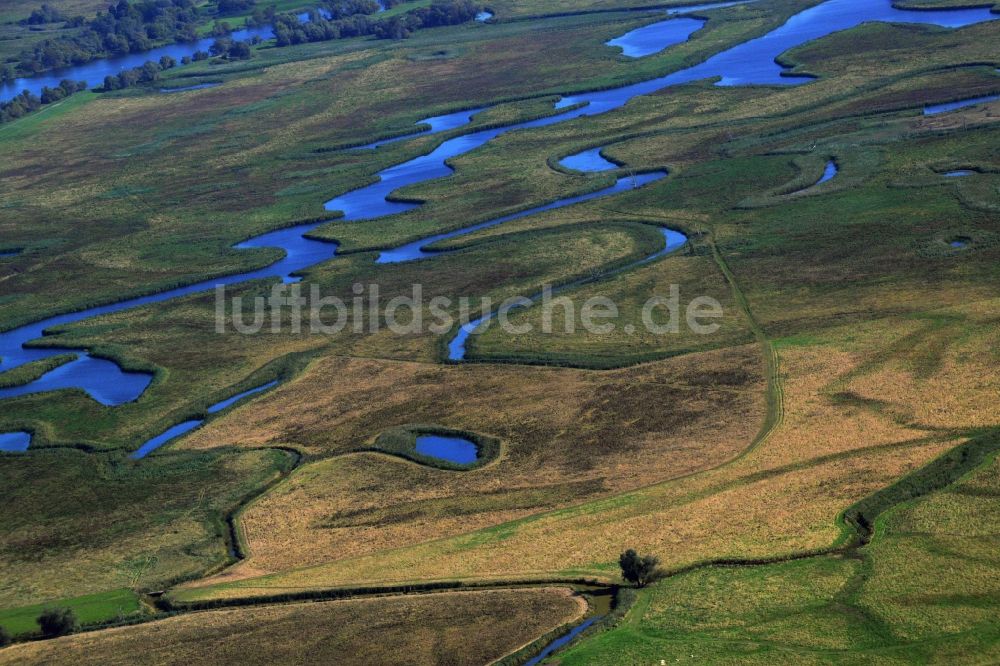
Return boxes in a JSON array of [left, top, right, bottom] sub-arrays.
[[21, 3, 73, 25], [98, 35, 254, 92], [0, 79, 86, 124], [272, 0, 480, 46], [11, 0, 201, 75], [6, 0, 482, 82], [373, 0, 479, 39]]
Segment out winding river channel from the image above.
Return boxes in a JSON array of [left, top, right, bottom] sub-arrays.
[[1, 0, 997, 451]]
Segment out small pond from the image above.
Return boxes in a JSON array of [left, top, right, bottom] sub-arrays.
[[0, 432, 32, 452], [559, 147, 617, 172], [415, 434, 480, 464], [816, 159, 838, 184]]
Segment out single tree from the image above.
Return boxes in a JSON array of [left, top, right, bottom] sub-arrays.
[[0, 625, 11, 647], [619, 549, 662, 588], [36, 607, 77, 638]]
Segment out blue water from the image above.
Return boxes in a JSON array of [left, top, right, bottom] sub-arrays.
[[0, 250, 21, 258], [0, 353, 152, 405], [608, 16, 707, 58], [944, 170, 975, 177], [414, 434, 479, 464], [1, 0, 995, 421], [0, 226, 337, 405], [476, 11, 493, 22], [816, 159, 838, 185], [447, 226, 688, 361], [0, 431, 32, 452], [924, 94, 1000, 115], [559, 0, 997, 100], [0, 25, 275, 104], [606, 2, 758, 59], [159, 83, 221, 93], [559, 147, 618, 172], [130, 380, 279, 459], [525, 617, 600, 666], [358, 106, 488, 149], [206, 380, 279, 414], [377, 171, 666, 263], [131, 419, 202, 459]]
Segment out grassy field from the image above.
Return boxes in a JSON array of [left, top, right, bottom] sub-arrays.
[[0, 447, 294, 613], [0, 0, 998, 661], [0, 587, 587, 664], [0, 589, 139, 638], [553, 444, 1000, 663]]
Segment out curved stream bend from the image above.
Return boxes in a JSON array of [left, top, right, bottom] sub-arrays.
[[1, 0, 996, 448]]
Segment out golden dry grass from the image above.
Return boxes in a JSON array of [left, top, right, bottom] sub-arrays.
[[0, 587, 586, 666], [176, 344, 765, 583], [173, 307, 999, 601], [844, 300, 1000, 430]]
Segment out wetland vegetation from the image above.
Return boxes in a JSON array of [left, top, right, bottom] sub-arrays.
[[0, 0, 998, 662]]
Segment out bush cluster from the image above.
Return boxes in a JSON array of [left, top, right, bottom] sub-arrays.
[[14, 0, 200, 74], [22, 3, 68, 25], [37, 607, 78, 638], [217, 0, 256, 15], [373, 0, 479, 39], [272, 0, 479, 46], [208, 37, 256, 60], [0, 79, 86, 124], [100, 54, 178, 91]]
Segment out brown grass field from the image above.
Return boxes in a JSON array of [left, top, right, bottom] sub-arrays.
[[0, 587, 586, 665], [174, 343, 764, 583], [171, 303, 996, 600]]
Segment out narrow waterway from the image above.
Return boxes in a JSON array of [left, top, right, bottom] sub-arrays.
[[447, 226, 688, 361], [924, 93, 1000, 115], [131, 381, 279, 459], [2, 0, 996, 450], [376, 171, 667, 263], [524, 617, 601, 666]]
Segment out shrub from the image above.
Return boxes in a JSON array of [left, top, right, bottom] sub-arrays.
[[619, 549, 663, 588], [37, 608, 78, 638]]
